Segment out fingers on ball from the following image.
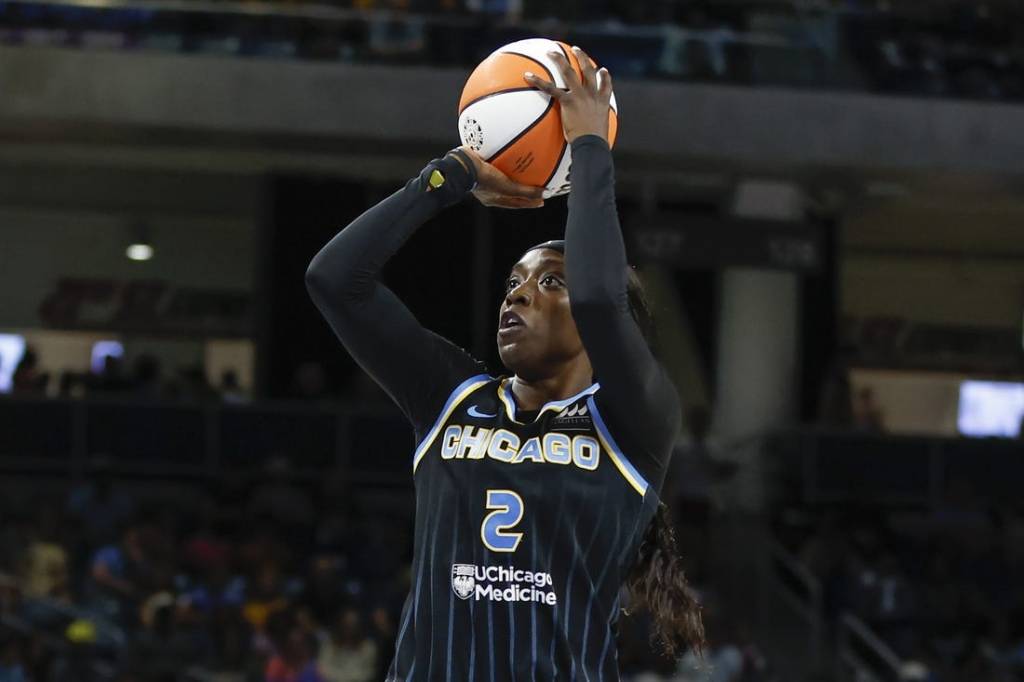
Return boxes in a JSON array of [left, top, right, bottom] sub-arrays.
[[546, 49, 578, 85]]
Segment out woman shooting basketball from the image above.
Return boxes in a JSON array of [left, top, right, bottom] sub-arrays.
[[307, 46, 704, 681]]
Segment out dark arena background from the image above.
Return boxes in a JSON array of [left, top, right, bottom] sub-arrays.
[[1, 1, 1024, 680]]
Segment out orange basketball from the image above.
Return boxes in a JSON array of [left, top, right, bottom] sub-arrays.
[[457, 38, 619, 198]]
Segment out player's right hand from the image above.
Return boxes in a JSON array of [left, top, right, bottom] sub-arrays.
[[457, 147, 545, 209]]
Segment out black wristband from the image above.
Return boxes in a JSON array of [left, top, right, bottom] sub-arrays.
[[446, 148, 479, 191], [421, 149, 477, 204]]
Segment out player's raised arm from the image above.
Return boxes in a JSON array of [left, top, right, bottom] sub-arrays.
[[305, 150, 542, 433], [527, 48, 682, 483]]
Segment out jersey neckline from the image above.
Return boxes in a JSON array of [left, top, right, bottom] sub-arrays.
[[497, 378, 601, 425]]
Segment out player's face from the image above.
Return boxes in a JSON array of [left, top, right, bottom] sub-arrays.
[[497, 249, 585, 378]]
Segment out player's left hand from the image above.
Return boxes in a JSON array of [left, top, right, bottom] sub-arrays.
[[524, 46, 612, 144], [456, 147, 546, 209]]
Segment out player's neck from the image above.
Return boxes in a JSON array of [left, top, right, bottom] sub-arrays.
[[510, 356, 593, 411]]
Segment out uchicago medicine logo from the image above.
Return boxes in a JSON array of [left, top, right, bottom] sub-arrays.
[[451, 564, 476, 599], [451, 563, 556, 605]]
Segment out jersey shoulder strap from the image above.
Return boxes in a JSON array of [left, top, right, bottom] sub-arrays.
[[412, 373, 494, 471]]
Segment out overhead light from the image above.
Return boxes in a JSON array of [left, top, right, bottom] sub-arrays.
[[126, 243, 154, 261], [125, 218, 154, 261]]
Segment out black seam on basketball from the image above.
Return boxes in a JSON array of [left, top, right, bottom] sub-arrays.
[[556, 42, 576, 74], [502, 51, 555, 83], [484, 98, 555, 164], [542, 140, 568, 188], [459, 87, 538, 115]]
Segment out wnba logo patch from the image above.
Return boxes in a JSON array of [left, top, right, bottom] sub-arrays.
[[451, 564, 476, 600]]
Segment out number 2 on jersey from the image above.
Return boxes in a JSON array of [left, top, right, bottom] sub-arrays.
[[481, 489, 524, 552]]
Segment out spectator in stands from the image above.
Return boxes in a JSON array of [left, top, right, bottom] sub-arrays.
[[206, 607, 254, 677], [185, 559, 245, 617], [92, 354, 132, 394], [463, 0, 522, 22], [130, 354, 163, 400], [56, 369, 88, 399], [300, 557, 348, 629], [852, 386, 885, 432], [169, 365, 217, 401], [122, 593, 198, 680], [243, 561, 290, 638], [266, 622, 322, 682], [219, 368, 249, 404], [18, 503, 70, 601], [366, 6, 425, 65], [0, 634, 28, 682], [67, 464, 134, 547], [317, 607, 378, 682], [182, 508, 232, 580], [88, 523, 152, 622], [11, 347, 48, 395], [367, 606, 396, 680]]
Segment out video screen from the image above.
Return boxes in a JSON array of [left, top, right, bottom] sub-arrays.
[[0, 334, 26, 393], [958, 380, 1024, 438], [90, 340, 124, 374]]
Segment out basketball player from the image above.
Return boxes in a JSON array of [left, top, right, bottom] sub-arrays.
[[307, 46, 704, 680]]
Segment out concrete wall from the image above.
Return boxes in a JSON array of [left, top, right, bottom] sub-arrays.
[[3, 45, 1024, 176], [842, 196, 1024, 328], [843, 255, 1024, 328], [0, 160, 260, 330], [0, 206, 253, 329]]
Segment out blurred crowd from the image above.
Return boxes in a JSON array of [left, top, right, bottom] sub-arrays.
[[8, 347, 242, 404], [1, 0, 1022, 101], [779, 490, 1024, 682], [0, 463, 409, 682], [0, 459, 772, 682]]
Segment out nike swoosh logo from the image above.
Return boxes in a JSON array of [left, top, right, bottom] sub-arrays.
[[467, 405, 497, 419]]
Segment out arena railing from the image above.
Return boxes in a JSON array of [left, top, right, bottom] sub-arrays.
[[0, 393, 414, 484], [836, 612, 908, 682], [769, 541, 824, 664], [765, 428, 1023, 510], [0, 0, 847, 86], [5, 0, 1021, 107], [5, 0, 1022, 99], [0, 570, 124, 678], [4, 395, 1020, 493]]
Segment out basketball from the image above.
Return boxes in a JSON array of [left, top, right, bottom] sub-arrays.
[[457, 38, 619, 199]]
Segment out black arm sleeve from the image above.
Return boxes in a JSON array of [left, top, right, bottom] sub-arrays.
[[305, 152, 488, 437], [565, 135, 682, 492]]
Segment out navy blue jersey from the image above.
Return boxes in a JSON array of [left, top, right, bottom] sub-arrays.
[[390, 375, 659, 680], [307, 137, 681, 681]]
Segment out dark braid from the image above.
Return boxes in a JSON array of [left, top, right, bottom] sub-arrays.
[[624, 270, 706, 659], [624, 503, 706, 658]]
